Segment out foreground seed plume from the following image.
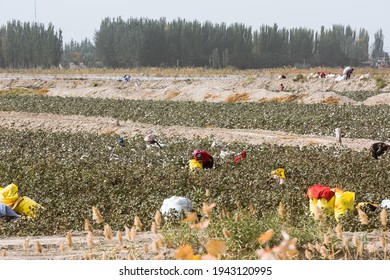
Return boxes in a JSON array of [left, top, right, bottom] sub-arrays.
[[278, 202, 286, 218], [154, 210, 162, 227], [85, 219, 93, 232], [104, 224, 113, 241], [35, 241, 43, 254], [92, 206, 103, 224], [134, 216, 143, 231], [66, 232, 73, 249], [116, 231, 123, 245], [357, 209, 369, 225], [23, 237, 31, 251], [87, 231, 94, 248], [380, 209, 387, 227]]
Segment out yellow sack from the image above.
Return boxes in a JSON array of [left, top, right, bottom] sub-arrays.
[[189, 159, 202, 171], [0, 183, 19, 207], [271, 168, 285, 179], [309, 196, 335, 217], [334, 190, 355, 221], [13, 196, 44, 218]]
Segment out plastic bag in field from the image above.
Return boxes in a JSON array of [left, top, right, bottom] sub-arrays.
[[0, 183, 19, 207], [334, 188, 355, 221], [160, 196, 192, 218], [381, 200, 390, 209], [188, 159, 202, 171], [13, 196, 44, 218], [309, 196, 335, 217], [271, 168, 286, 184], [0, 203, 20, 221]]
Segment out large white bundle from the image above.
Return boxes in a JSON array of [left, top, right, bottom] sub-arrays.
[[335, 75, 346, 82], [381, 200, 390, 209], [160, 196, 192, 215], [359, 73, 371, 80], [343, 66, 352, 75]]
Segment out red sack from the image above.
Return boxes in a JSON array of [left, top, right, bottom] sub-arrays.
[[306, 184, 335, 201]]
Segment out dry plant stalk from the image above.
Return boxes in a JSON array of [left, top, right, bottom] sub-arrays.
[[257, 229, 273, 245], [323, 234, 330, 246], [84, 252, 91, 260], [85, 219, 93, 232], [23, 237, 31, 251], [116, 231, 123, 245], [278, 202, 286, 219], [313, 206, 323, 221], [352, 233, 361, 248], [92, 206, 103, 224], [144, 243, 149, 255], [104, 224, 113, 241], [154, 210, 162, 227], [134, 216, 143, 231], [87, 231, 94, 248], [35, 241, 43, 254], [305, 249, 312, 260], [335, 223, 343, 240], [202, 202, 216, 218], [59, 241, 65, 253], [222, 228, 231, 239], [125, 226, 131, 241], [130, 226, 137, 241], [66, 232, 73, 249], [1, 250, 6, 257], [380, 209, 387, 227], [357, 209, 369, 225], [367, 243, 378, 254], [152, 239, 160, 253], [151, 222, 158, 235]]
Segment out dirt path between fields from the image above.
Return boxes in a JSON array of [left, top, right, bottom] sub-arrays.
[[0, 110, 377, 152]]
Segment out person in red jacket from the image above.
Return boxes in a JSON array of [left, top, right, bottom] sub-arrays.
[[193, 149, 214, 169], [234, 150, 247, 164]]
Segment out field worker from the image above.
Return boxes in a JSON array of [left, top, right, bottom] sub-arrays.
[[193, 149, 214, 169], [370, 142, 389, 159], [117, 137, 125, 147], [123, 74, 131, 82], [343, 66, 354, 79], [234, 150, 247, 164], [280, 83, 285, 91], [144, 134, 163, 149]]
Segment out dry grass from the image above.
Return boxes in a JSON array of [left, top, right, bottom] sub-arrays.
[[35, 88, 49, 95], [224, 92, 250, 103], [269, 94, 302, 103], [203, 92, 220, 100], [164, 90, 180, 100], [322, 96, 341, 105]]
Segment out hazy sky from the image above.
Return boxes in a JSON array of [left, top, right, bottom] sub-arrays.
[[0, 0, 389, 51]]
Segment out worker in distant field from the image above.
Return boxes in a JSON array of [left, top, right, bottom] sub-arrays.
[[144, 134, 163, 149], [370, 142, 389, 159], [117, 137, 126, 147], [123, 74, 131, 82], [343, 66, 354, 79], [234, 150, 247, 164], [193, 149, 214, 169], [280, 83, 285, 91]]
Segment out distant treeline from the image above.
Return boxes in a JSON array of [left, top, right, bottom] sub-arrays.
[[0, 18, 386, 69], [0, 20, 62, 68]]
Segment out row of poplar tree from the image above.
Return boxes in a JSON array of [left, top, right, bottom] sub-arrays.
[[0, 20, 63, 68], [0, 18, 386, 69]]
